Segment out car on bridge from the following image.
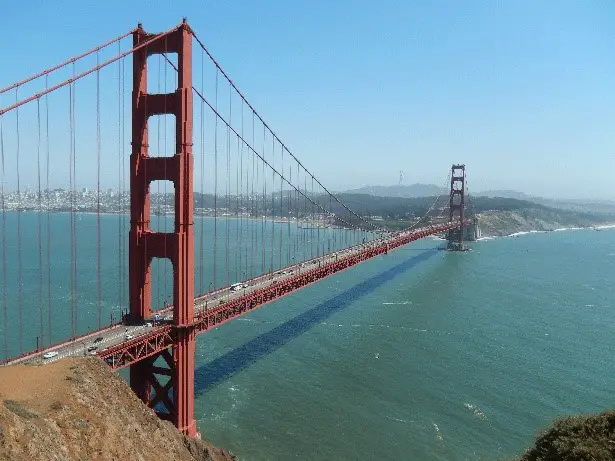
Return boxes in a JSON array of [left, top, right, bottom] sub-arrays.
[[230, 283, 246, 292], [42, 351, 58, 360]]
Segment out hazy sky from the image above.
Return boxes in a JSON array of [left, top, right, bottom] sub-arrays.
[[1, 1, 614, 199]]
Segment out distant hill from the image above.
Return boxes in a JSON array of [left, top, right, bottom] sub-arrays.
[[344, 183, 445, 198], [478, 190, 615, 215], [346, 185, 615, 216], [478, 190, 536, 200]]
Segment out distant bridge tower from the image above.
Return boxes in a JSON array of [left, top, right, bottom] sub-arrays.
[[129, 21, 197, 437], [447, 164, 466, 251]]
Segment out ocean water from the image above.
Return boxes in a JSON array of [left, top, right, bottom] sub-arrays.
[[192, 228, 615, 460], [2, 213, 615, 460], [0, 212, 368, 357]]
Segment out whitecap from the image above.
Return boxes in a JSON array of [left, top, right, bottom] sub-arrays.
[[463, 402, 487, 420], [384, 415, 407, 423], [433, 423, 444, 442], [508, 230, 548, 237]]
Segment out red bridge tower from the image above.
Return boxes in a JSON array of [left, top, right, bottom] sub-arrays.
[[129, 21, 197, 436], [447, 164, 466, 251]]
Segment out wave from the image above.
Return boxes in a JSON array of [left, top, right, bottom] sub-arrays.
[[476, 236, 497, 241], [463, 402, 487, 420], [384, 415, 409, 423], [433, 423, 444, 443], [507, 230, 548, 237], [382, 301, 412, 305], [505, 224, 615, 238], [554, 227, 583, 232]]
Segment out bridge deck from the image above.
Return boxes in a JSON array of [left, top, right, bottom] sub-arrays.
[[3, 221, 469, 369]]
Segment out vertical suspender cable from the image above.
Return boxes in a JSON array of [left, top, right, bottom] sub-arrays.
[[271, 140, 275, 272], [329, 194, 333, 254], [45, 76, 51, 340], [213, 70, 218, 291], [116, 45, 120, 321], [241, 102, 247, 280], [68, 84, 74, 336], [199, 48, 205, 296], [237, 132, 241, 283], [312, 181, 321, 256], [72, 63, 78, 337], [37, 99, 43, 347], [121, 55, 126, 315], [0, 115, 6, 359], [117, 44, 122, 321], [15, 89, 23, 353], [73, 68, 78, 337], [295, 162, 301, 262], [303, 173, 307, 262], [224, 86, 233, 293], [279, 144, 283, 269], [261, 126, 266, 275], [238, 105, 243, 283], [69, 77, 75, 338], [311, 176, 315, 261], [96, 50, 102, 328], [251, 111, 255, 280], [287, 159, 291, 267]]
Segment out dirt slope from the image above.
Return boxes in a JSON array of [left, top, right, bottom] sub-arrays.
[[0, 357, 235, 461]]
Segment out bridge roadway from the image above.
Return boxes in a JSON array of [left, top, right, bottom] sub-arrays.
[[4, 221, 469, 369]]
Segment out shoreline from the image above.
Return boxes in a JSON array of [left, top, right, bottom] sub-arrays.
[[476, 223, 615, 241]]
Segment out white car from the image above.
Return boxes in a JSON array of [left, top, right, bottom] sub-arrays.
[[42, 351, 58, 359], [145, 322, 152, 327], [125, 334, 134, 340]]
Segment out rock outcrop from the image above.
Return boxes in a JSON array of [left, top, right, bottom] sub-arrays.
[[0, 357, 235, 461]]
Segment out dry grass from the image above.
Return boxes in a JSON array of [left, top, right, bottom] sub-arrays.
[[0, 358, 235, 461]]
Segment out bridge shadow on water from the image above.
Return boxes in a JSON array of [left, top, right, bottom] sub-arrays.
[[195, 247, 440, 395]]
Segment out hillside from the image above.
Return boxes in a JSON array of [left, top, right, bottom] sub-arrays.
[[344, 183, 445, 198], [514, 410, 615, 461], [0, 358, 235, 461], [477, 207, 612, 237], [321, 194, 615, 235]]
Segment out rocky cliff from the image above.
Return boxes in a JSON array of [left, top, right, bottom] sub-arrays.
[[0, 358, 235, 461]]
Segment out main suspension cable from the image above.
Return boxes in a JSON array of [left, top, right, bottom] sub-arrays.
[[0, 28, 135, 96], [190, 30, 378, 232], [0, 25, 181, 116]]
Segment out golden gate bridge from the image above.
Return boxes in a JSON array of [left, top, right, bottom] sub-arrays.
[[0, 20, 472, 437]]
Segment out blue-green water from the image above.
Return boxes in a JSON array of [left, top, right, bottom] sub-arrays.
[[3, 213, 615, 460], [192, 228, 615, 460], [0, 212, 368, 357]]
